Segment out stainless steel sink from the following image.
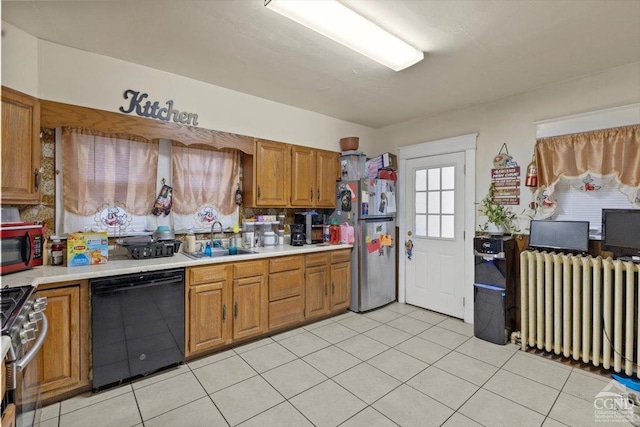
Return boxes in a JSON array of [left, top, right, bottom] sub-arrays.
[[183, 248, 257, 260]]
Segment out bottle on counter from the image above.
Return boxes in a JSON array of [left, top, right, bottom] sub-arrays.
[[52, 237, 64, 266], [329, 219, 341, 245], [185, 229, 196, 253]]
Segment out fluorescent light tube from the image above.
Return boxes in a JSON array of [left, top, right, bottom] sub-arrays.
[[265, 0, 424, 71]]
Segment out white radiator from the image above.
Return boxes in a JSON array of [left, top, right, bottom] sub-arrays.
[[521, 250, 640, 376]]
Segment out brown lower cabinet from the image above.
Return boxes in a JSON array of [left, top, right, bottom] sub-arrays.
[[186, 259, 268, 358], [186, 249, 352, 358], [23, 280, 90, 403], [187, 264, 233, 355], [330, 250, 351, 311], [305, 253, 331, 319], [268, 256, 305, 329], [304, 250, 352, 319]]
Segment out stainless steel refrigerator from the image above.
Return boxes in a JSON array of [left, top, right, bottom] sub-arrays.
[[332, 179, 397, 312]]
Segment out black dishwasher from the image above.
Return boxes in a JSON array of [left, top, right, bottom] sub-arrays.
[[91, 268, 185, 390]]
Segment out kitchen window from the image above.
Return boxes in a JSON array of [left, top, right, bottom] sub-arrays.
[[532, 106, 640, 237], [171, 142, 240, 232], [59, 127, 159, 235], [56, 129, 239, 235]]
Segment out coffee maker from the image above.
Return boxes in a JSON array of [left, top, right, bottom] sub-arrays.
[[290, 223, 305, 246], [294, 212, 324, 244]]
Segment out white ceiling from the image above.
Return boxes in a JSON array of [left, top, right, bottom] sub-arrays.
[[3, 0, 640, 129]]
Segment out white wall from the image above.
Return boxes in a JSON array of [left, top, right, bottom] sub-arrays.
[[373, 62, 640, 227], [1, 21, 374, 153], [1, 22, 39, 97]]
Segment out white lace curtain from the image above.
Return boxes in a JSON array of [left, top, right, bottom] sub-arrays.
[[171, 142, 239, 216], [62, 127, 158, 216]]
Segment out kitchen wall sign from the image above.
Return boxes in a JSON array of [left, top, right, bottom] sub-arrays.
[[119, 89, 199, 126], [491, 143, 521, 206]]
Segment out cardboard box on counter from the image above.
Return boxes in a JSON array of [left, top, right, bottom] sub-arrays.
[[67, 232, 109, 266]]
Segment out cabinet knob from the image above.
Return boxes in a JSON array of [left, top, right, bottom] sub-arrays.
[[234, 302, 238, 319], [310, 188, 313, 200], [257, 185, 261, 199], [223, 304, 227, 322], [325, 283, 328, 296], [34, 169, 40, 191], [317, 189, 320, 200], [332, 282, 335, 295]]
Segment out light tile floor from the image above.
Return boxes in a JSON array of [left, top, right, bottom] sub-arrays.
[[40, 303, 634, 427]]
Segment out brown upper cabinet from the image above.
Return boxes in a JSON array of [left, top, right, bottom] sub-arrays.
[[1, 87, 41, 205], [243, 139, 291, 207], [291, 146, 339, 208]]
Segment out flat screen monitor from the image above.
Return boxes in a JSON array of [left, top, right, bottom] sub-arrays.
[[529, 220, 590, 253], [602, 209, 640, 257]]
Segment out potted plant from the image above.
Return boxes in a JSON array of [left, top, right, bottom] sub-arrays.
[[478, 184, 519, 235]]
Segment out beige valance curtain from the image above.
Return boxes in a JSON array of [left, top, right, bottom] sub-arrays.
[[536, 125, 640, 187], [62, 127, 159, 216], [171, 142, 239, 215], [534, 124, 640, 212]]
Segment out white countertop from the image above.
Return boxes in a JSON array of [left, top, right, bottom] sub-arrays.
[[0, 244, 353, 288]]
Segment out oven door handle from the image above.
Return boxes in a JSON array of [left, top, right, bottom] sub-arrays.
[[16, 312, 48, 373]]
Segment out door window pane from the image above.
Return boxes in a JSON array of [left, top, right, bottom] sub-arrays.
[[416, 169, 427, 191], [441, 215, 454, 238], [428, 192, 440, 214], [416, 192, 427, 214], [415, 215, 427, 236], [441, 190, 454, 214], [428, 168, 440, 190], [428, 215, 440, 237], [442, 166, 455, 190]]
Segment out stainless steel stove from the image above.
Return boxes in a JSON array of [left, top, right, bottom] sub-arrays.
[[1, 285, 48, 427]]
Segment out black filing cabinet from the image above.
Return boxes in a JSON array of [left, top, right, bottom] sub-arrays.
[[473, 236, 517, 345]]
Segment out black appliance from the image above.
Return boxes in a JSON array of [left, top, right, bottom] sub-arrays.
[[290, 223, 305, 246], [528, 220, 589, 254], [473, 236, 517, 345], [602, 209, 640, 260], [1, 286, 48, 427], [90, 269, 185, 390], [294, 212, 324, 244]]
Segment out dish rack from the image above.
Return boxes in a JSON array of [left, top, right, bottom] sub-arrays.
[[119, 239, 182, 260]]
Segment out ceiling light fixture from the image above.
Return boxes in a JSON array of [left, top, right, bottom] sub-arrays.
[[265, 0, 424, 71]]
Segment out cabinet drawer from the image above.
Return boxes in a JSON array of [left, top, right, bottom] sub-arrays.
[[189, 265, 228, 285], [305, 253, 330, 267], [269, 269, 303, 301], [331, 249, 351, 264], [234, 260, 267, 278], [269, 255, 303, 273], [269, 296, 304, 330]]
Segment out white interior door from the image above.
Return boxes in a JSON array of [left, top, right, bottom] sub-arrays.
[[404, 152, 466, 318]]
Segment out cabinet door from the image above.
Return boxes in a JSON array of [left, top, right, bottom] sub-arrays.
[[23, 283, 89, 401], [305, 265, 329, 319], [1, 87, 41, 205], [233, 275, 267, 340], [188, 281, 231, 356], [255, 140, 290, 206], [290, 146, 316, 206], [315, 150, 339, 207], [331, 261, 351, 311]]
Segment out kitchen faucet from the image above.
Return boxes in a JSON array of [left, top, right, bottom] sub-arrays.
[[210, 221, 224, 248]]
